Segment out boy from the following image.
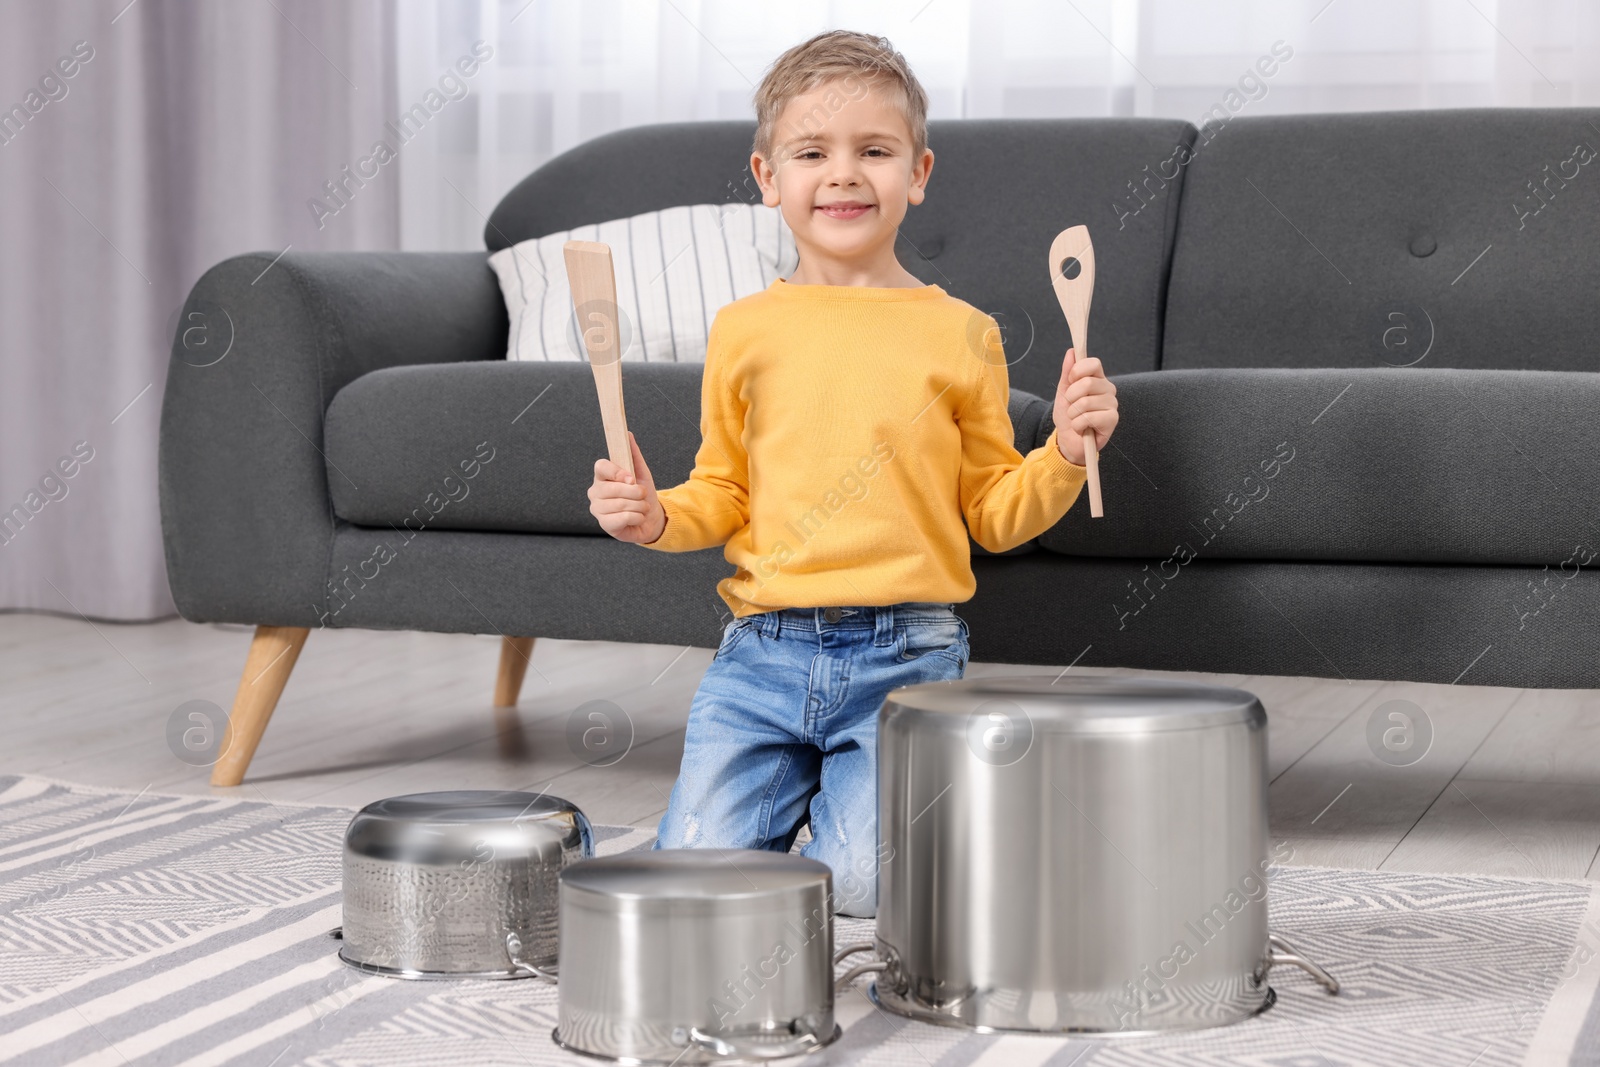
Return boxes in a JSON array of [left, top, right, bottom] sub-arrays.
[[587, 30, 1118, 917]]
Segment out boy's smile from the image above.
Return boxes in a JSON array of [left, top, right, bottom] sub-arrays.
[[751, 79, 934, 287], [816, 201, 874, 221]]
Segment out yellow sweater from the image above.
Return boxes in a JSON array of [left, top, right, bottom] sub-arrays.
[[642, 277, 1088, 617]]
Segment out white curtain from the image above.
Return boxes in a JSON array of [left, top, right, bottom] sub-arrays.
[[395, 0, 1600, 252], [0, 0, 396, 620]]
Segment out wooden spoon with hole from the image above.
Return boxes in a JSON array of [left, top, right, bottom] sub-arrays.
[[563, 240, 632, 478], [1048, 225, 1105, 518]]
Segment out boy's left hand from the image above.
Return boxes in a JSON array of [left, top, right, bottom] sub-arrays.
[[1053, 347, 1118, 466]]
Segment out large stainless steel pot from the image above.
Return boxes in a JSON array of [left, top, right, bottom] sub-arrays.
[[874, 675, 1337, 1034], [339, 790, 592, 980], [553, 849, 842, 1064]]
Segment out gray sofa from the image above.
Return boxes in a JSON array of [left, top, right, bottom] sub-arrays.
[[159, 109, 1600, 781]]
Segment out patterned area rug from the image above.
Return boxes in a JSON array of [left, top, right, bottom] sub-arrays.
[[2, 774, 1599, 1066]]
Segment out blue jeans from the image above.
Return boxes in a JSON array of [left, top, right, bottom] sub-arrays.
[[654, 602, 970, 918]]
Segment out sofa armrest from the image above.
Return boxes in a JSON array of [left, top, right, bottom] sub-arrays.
[[158, 251, 508, 626]]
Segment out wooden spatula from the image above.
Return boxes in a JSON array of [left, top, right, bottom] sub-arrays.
[[1048, 225, 1104, 518], [563, 240, 632, 478]]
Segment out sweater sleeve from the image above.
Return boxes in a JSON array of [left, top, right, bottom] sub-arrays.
[[957, 325, 1088, 554], [640, 316, 750, 552]]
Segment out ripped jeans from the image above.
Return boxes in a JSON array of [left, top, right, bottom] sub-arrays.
[[654, 602, 970, 918]]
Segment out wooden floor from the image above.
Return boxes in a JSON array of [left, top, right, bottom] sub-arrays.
[[4, 613, 1598, 881]]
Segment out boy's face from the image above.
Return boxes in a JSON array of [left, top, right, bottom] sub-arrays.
[[752, 78, 933, 271]]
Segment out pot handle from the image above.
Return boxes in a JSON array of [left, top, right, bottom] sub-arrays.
[[831, 941, 886, 991], [688, 1021, 826, 1060], [504, 932, 559, 984], [1266, 932, 1339, 994], [835, 960, 886, 990], [833, 941, 875, 965]]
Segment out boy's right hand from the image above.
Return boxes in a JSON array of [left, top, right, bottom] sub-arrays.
[[589, 430, 666, 544]]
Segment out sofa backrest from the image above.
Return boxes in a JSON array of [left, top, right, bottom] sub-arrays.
[[486, 117, 1198, 401], [1162, 108, 1600, 372]]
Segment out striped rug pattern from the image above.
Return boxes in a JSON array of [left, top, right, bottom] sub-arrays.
[[2, 774, 1598, 1066]]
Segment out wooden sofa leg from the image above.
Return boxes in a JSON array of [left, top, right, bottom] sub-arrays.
[[494, 636, 537, 707], [211, 625, 310, 787]]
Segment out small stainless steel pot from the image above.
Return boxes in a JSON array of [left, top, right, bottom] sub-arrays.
[[553, 849, 842, 1064], [874, 675, 1337, 1035], [338, 790, 592, 980]]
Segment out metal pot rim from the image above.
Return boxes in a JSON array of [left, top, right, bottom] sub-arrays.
[[867, 980, 1276, 1037], [559, 886, 832, 918], [883, 674, 1264, 733], [550, 1021, 843, 1064], [561, 849, 833, 900]]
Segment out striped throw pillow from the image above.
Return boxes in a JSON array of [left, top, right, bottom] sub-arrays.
[[488, 203, 798, 363]]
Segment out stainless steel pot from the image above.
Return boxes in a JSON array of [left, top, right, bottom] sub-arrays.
[[874, 675, 1337, 1034], [553, 849, 842, 1064], [338, 790, 592, 980]]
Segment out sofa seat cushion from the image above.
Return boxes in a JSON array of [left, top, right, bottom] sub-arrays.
[[1037, 366, 1600, 567], [323, 360, 1045, 554]]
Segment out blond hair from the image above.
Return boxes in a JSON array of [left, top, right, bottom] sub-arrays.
[[752, 30, 929, 166]]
